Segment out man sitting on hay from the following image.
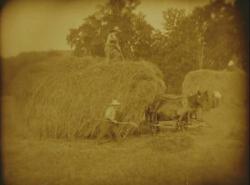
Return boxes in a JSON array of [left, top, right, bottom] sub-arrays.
[[97, 99, 138, 144]]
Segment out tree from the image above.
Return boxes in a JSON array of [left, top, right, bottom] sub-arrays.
[[67, 0, 153, 60], [154, 9, 200, 93], [163, 8, 186, 35], [66, 0, 246, 93], [191, 0, 246, 69], [152, 0, 246, 93]]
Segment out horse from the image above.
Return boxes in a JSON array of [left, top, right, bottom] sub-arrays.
[[186, 90, 209, 120], [144, 98, 165, 133], [144, 91, 209, 133]]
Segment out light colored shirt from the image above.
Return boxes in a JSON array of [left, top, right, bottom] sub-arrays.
[[105, 32, 121, 52], [104, 106, 117, 122], [106, 33, 119, 46]]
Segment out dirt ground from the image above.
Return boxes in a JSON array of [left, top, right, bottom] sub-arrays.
[[1, 96, 249, 185]]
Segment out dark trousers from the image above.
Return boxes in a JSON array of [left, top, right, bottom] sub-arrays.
[[97, 120, 120, 142]]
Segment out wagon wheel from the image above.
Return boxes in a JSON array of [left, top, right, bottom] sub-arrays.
[[118, 126, 131, 139], [175, 120, 186, 131], [121, 128, 130, 138], [151, 124, 160, 134]]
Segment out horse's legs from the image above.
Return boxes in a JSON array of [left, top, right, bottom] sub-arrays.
[[155, 121, 160, 133], [188, 111, 191, 124], [178, 112, 189, 131], [175, 121, 180, 131], [183, 112, 189, 130], [194, 109, 198, 120], [155, 113, 160, 133], [176, 115, 183, 131]]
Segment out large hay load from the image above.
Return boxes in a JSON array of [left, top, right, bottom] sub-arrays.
[[182, 69, 247, 108], [20, 59, 166, 139]]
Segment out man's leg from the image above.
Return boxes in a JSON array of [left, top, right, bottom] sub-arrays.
[[97, 122, 111, 144], [196, 107, 203, 121], [112, 124, 122, 142], [104, 46, 111, 63], [97, 128, 107, 144]]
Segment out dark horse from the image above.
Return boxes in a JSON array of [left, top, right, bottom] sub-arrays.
[[186, 90, 209, 120], [144, 91, 209, 133]]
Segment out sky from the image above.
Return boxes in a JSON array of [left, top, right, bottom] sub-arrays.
[[0, 0, 210, 57]]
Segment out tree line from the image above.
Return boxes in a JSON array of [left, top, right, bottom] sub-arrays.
[[67, 0, 247, 93]]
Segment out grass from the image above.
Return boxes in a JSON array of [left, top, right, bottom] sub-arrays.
[[2, 95, 248, 185], [1, 52, 248, 185], [2, 130, 248, 185]]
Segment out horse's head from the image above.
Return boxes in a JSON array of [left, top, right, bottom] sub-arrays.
[[187, 90, 209, 109], [200, 90, 209, 108]]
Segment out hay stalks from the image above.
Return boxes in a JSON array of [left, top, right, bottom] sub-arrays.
[[22, 60, 166, 139]]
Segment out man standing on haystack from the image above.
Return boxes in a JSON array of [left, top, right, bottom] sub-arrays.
[[227, 59, 236, 71], [104, 26, 124, 63]]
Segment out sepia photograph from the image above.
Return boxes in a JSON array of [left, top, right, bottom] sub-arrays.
[[0, 0, 249, 185]]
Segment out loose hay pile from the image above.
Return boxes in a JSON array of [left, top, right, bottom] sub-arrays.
[[23, 60, 166, 139], [182, 69, 248, 138], [182, 69, 248, 108]]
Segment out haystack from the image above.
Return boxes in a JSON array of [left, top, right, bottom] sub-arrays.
[[24, 60, 166, 139], [182, 69, 248, 108], [182, 69, 248, 138]]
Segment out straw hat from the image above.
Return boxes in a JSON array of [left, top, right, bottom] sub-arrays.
[[111, 26, 121, 33], [110, 99, 120, 106]]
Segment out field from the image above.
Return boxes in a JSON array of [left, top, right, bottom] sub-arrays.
[[1, 52, 249, 185]]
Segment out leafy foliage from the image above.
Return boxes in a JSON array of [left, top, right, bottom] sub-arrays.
[[191, 0, 246, 69], [67, 0, 246, 93], [67, 0, 153, 59], [154, 0, 246, 92]]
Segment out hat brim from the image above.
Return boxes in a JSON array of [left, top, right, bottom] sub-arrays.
[[113, 29, 121, 32]]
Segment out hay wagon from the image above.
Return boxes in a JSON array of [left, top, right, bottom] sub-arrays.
[[145, 93, 207, 133]]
